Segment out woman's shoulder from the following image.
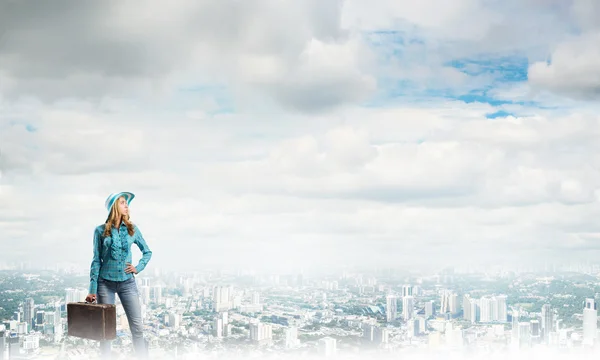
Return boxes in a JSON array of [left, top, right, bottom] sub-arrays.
[[94, 224, 108, 233]]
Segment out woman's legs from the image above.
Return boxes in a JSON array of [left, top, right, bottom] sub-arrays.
[[117, 278, 148, 358], [96, 278, 116, 358]]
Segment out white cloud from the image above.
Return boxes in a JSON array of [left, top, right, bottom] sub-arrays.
[[2, 97, 600, 270], [522, 1, 600, 99], [0, 0, 373, 112], [1, 0, 600, 272], [239, 38, 377, 112], [529, 32, 600, 100]]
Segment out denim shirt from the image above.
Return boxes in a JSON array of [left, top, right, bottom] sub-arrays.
[[89, 222, 152, 294]]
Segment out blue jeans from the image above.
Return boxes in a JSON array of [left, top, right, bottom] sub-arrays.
[[97, 277, 148, 358]]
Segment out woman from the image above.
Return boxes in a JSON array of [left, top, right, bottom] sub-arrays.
[[86, 192, 153, 358]]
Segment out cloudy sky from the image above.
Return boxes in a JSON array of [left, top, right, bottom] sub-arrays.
[[1, 0, 600, 272]]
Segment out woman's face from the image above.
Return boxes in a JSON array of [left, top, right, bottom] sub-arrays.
[[116, 197, 129, 217]]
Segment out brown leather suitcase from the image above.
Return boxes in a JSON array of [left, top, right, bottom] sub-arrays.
[[67, 302, 117, 341]]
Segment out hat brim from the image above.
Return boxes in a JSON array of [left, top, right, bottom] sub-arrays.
[[106, 192, 135, 212]]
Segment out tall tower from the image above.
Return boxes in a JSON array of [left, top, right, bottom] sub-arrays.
[[440, 290, 455, 314], [583, 298, 597, 346], [541, 304, 553, 344], [496, 295, 507, 322], [440, 291, 448, 314], [23, 298, 34, 332], [425, 300, 435, 318], [449, 293, 459, 315], [386, 295, 397, 322], [479, 296, 492, 323], [403, 296, 414, 321]]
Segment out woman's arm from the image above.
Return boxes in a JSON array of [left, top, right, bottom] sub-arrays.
[[88, 228, 102, 294], [133, 226, 153, 273]]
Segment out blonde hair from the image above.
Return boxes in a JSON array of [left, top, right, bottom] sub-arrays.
[[103, 196, 135, 238]]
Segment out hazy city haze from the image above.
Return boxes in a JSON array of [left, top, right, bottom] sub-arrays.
[[1, 0, 600, 270]]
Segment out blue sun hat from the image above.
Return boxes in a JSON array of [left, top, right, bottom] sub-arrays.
[[105, 192, 135, 212]]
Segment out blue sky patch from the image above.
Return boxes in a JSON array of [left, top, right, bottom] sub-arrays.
[[457, 92, 513, 107], [446, 55, 529, 83], [486, 110, 515, 119], [363, 33, 534, 112]]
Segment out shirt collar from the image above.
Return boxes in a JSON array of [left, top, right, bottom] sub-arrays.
[[113, 221, 127, 229]]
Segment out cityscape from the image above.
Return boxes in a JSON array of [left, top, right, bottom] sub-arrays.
[[2, 263, 600, 359]]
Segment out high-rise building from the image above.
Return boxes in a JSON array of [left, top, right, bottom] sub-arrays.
[[23, 298, 34, 332], [35, 312, 44, 326], [213, 318, 223, 338], [213, 286, 232, 312], [425, 300, 434, 318], [496, 295, 508, 322], [403, 296, 414, 321], [53, 302, 63, 343], [152, 285, 162, 303], [541, 304, 553, 344], [583, 298, 597, 346], [386, 295, 397, 322], [65, 288, 87, 304], [440, 290, 457, 314], [44, 313, 56, 328], [463, 295, 477, 323], [249, 322, 272, 344], [476, 295, 507, 323], [449, 293, 459, 314], [402, 285, 413, 298], [416, 316, 427, 335], [139, 286, 151, 305], [479, 296, 492, 322]]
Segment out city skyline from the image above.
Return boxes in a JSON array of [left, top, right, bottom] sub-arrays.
[[2, 1, 600, 269], [2, 266, 600, 358]]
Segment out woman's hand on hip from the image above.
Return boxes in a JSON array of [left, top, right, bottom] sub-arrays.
[[125, 263, 138, 274]]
